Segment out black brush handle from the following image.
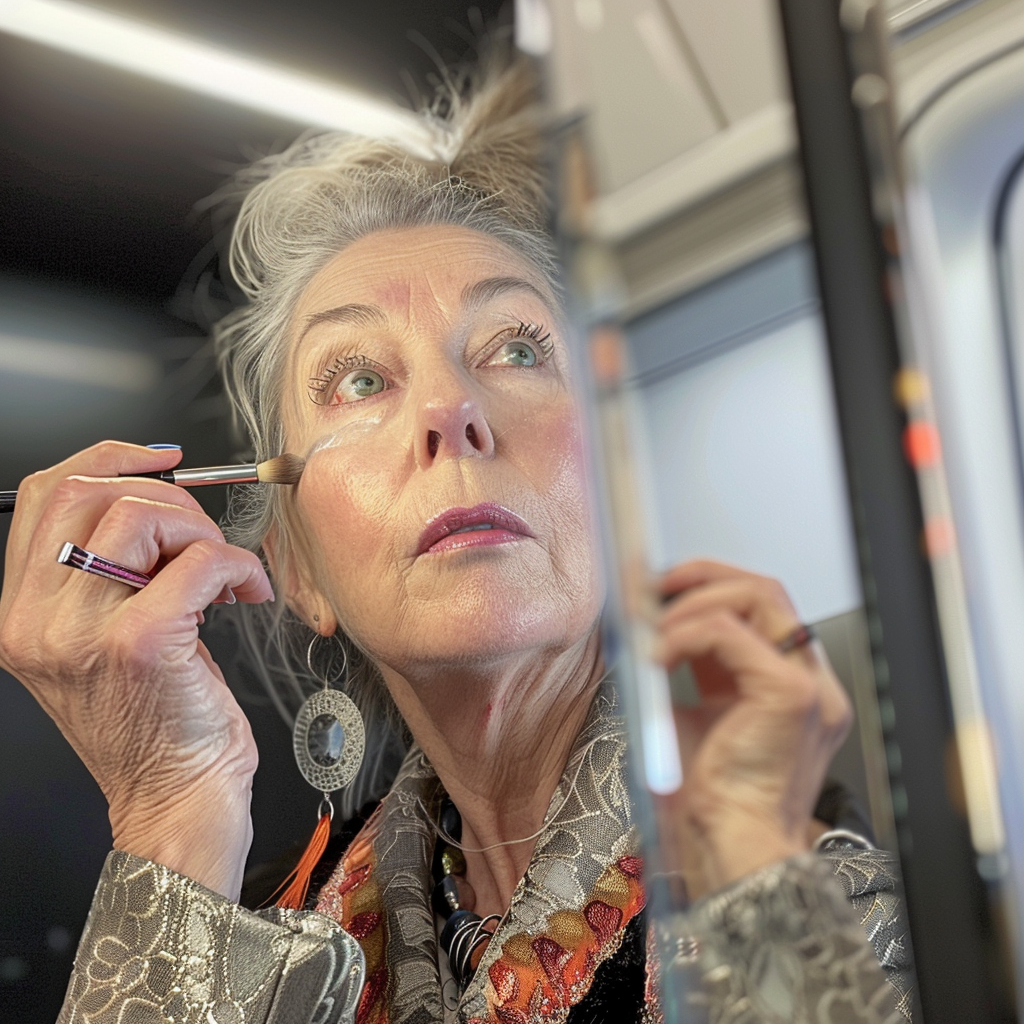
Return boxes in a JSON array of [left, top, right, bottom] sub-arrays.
[[120, 471, 177, 482]]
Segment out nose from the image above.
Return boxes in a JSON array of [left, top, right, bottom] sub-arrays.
[[413, 385, 495, 468]]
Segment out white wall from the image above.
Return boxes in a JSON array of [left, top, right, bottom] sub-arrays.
[[625, 245, 861, 623]]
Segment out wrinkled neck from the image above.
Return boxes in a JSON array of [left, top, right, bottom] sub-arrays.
[[378, 627, 605, 916]]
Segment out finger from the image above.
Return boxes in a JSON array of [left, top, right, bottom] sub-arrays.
[[659, 611, 851, 730], [7, 444, 182, 589], [88, 497, 225, 568], [4, 443, 179, 596], [13, 441, 183, 522], [14, 481, 207, 600], [47, 439, 182, 480], [658, 576, 798, 644], [40, 500, 229, 613], [656, 610, 812, 703], [660, 558, 747, 595], [131, 540, 273, 611], [660, 559, 793, 604]]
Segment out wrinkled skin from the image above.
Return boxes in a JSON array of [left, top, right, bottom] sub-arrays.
[[0, 225, 851, 908]]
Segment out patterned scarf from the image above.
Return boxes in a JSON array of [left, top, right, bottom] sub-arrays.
[[313, 688, 649, 1024]]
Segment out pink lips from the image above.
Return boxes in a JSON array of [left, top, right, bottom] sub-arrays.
[[417, 503, 534, 555]]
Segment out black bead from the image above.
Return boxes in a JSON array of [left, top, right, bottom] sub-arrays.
[[439, 798, 462, 843], [431, 875, 461, 919], [439, 909, 479, 955]]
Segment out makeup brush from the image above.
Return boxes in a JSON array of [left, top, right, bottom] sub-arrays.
[[0, 453, 304, 513]]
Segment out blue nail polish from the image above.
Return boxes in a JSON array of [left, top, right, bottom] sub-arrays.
[[146, 443, 182, 450]]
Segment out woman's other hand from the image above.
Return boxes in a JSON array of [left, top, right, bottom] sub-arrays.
[[0, 441, 274, 899], [655, 559, 853, 899]]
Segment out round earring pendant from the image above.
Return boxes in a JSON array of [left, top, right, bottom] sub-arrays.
[[293, 689, 365, 792]]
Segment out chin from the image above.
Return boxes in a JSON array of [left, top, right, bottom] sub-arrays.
[[455, 586, 598, 661], [370, 589, 598, 673]]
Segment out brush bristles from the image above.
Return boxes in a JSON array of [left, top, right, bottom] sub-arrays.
[[255, 453, 305, 485]]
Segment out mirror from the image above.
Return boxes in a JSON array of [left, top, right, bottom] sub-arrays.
[[545, 0, 1024, 1020]]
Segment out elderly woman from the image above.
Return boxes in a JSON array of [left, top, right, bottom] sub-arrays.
[[0, 64, 908, 1023]]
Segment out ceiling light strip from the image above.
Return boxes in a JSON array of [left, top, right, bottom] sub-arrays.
[[0, 0, 433, 153]]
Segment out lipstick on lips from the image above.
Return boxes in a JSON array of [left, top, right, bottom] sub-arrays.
[[417, 503, 534, 555]]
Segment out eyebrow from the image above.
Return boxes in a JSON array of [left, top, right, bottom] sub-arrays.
[[461, 276, 552, 312], [297, 276, 552, 350], [297, 303, 387, 347]]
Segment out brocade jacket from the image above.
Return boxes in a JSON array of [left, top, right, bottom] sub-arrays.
[[57, 690, 912, 1024]]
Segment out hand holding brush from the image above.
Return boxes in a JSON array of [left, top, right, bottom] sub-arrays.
[[1, 452, 304, 512], [0, 440, 278, 899]]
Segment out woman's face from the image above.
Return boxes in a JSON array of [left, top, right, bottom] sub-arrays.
[[280, 225, 603, 678]]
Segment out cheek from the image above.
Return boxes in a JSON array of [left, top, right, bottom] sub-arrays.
[[294, 432, 404, 589], [529, 400, 590, 523], [524, 400, 603, 589]]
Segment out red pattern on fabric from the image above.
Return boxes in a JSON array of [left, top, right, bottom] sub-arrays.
[[489, 960, 521, 1003], [531, 937, 572, 986], [336, 863, 371, 896], [356, 968, 388, 1024], [583, 901, 622, 945], [495, 1008, 531, 1024], [482, 859, 646, 1021], [314, 809, 390, 1024], [617, 855, 643, 878], [347, 911, 383, 940]]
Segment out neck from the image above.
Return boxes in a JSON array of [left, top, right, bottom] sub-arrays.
[[378, 628, 604, 918]]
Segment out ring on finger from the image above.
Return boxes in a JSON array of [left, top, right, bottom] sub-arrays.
[[775, 622, 817, 654]]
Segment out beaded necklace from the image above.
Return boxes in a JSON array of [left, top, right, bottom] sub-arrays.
[[431, 797, 502, 989]]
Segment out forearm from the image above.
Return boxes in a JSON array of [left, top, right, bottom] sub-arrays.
[[59, 850, 364, 1024]]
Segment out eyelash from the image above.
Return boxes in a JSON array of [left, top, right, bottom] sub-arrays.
[[306, 321, 555, 405], [505, 321, 554, 359], [307, 355, 386, 406]]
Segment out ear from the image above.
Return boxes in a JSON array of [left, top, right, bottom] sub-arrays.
[[263, 525, 338, 635]]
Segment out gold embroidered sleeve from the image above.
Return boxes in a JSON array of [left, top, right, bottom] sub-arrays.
[[655, 852, 908, 1024], [58, 850, 365, 1024]]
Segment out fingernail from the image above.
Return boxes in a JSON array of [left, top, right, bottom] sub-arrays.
[[213, 586, 237, 606], [146, 443, 181, 450]]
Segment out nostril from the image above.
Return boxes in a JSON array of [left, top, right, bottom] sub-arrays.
[[465, 423, 479, 450], [428, 430, 441, 459]]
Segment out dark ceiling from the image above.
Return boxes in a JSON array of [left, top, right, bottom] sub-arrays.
[[0, 0, 509, 309]]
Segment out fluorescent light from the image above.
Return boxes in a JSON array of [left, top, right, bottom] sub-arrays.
[[0, 0, 435, 155], [0, 334, 161, 394]]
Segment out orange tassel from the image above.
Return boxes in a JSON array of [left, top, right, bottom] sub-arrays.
[[272, 812, 332, 911]]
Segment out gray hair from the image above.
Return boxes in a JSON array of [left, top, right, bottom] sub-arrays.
[[212, 61, 558, 817]]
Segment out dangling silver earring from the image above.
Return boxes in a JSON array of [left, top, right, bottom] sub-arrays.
[[275, 633, 366, 909], [293, 633, 365, 801]]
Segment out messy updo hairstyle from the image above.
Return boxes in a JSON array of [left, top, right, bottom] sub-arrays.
[[212, 59, 557, 816]]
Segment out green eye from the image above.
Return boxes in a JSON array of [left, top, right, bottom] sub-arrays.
[[494, 341, 538, 367], [342, 370, 386, 400]]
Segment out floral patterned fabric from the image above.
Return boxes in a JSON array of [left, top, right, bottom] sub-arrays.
[[57, 686, 911, 1024], [310, 689, 909, 1024], [314, 688, 645, 1023], [59, 851, 364, 1024]]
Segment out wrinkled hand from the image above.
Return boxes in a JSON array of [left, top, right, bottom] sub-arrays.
[[654, 559, 852, 899], [0, 442, 274, 898]]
